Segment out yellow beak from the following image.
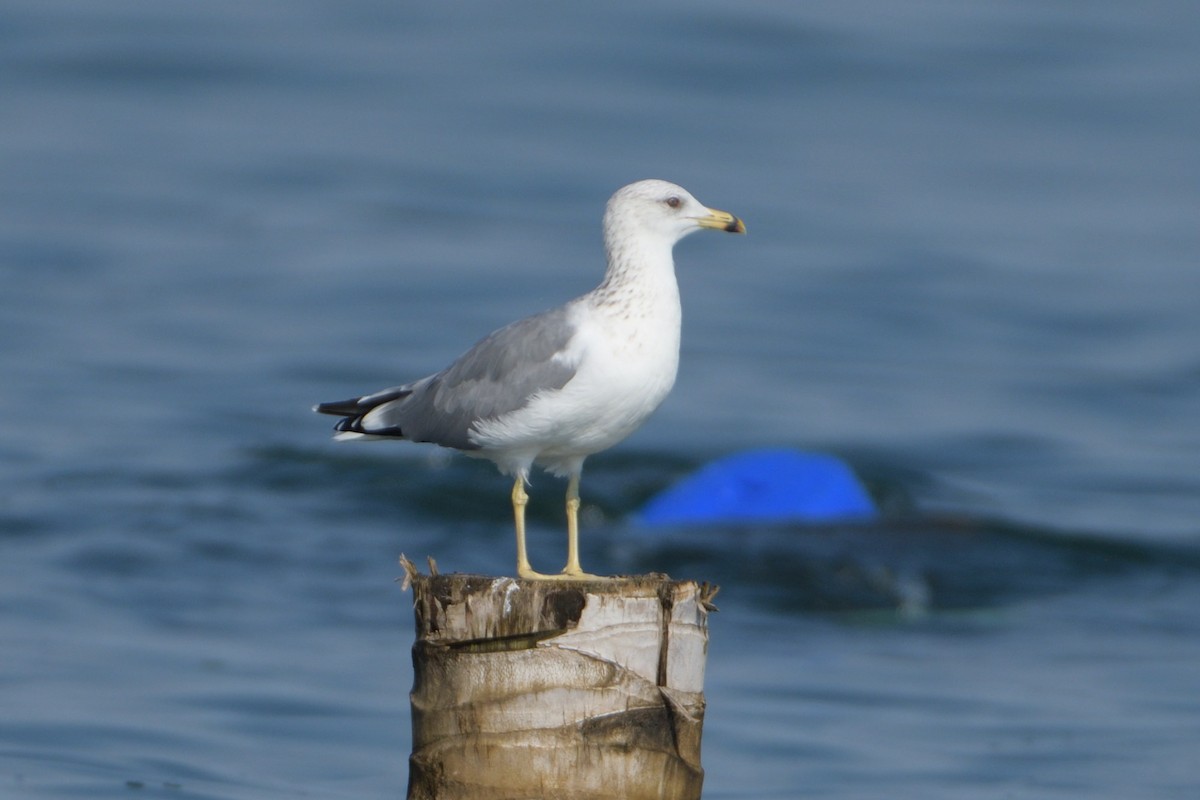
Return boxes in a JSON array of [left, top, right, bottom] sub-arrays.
[[695, 207, 747, 234]]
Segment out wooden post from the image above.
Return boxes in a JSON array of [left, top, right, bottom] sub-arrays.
[[401, 557, 717, 800]]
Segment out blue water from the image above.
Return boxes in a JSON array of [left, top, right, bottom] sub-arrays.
[[3, 1, 1199, 797]]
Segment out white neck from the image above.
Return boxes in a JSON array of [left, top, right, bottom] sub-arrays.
[[594, 219, 681, 308]]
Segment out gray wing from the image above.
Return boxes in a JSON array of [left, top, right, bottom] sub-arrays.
[[352, 306, 579, 450]]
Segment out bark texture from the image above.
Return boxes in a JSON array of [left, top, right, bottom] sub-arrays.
[[404, 564, 714, 800]]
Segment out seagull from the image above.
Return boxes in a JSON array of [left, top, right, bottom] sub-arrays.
[[316, 179, 745, 580]]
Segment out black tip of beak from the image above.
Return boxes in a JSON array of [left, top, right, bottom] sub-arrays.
[[726, 216, 746, 234]]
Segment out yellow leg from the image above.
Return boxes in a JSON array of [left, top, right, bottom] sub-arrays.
[[512, 477, 544, 580], [563, 472, 582, 574], [560, 473, 609, 580], [510, 474, 609, 581]]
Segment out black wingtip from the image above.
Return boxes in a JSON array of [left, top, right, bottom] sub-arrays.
[[316, 386, 412, 437], [332, 416, 405, 437], [315, 386, 413, 417], [315, 398, 363, 416]]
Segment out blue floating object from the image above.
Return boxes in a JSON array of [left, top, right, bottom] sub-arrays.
[[637, 448, 878, 526]]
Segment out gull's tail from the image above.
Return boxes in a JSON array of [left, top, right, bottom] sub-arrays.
[[314, 385, 412, 440]]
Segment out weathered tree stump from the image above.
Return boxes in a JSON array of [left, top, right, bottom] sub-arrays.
[[402, 558, 717, 800]]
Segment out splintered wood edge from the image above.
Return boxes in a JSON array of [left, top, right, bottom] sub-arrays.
[[398, 553, 419, 591], [396, 556, 720, 606]]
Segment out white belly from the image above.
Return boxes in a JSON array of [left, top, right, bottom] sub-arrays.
[[468, 299, 681, 475]]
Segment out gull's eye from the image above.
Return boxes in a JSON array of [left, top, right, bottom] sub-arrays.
[[665, 196, 682, 209]]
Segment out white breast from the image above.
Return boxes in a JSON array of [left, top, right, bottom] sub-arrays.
[[469, 289, 681, 473]]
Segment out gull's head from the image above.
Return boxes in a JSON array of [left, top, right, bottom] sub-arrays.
[[604, 179, 746, 249]]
